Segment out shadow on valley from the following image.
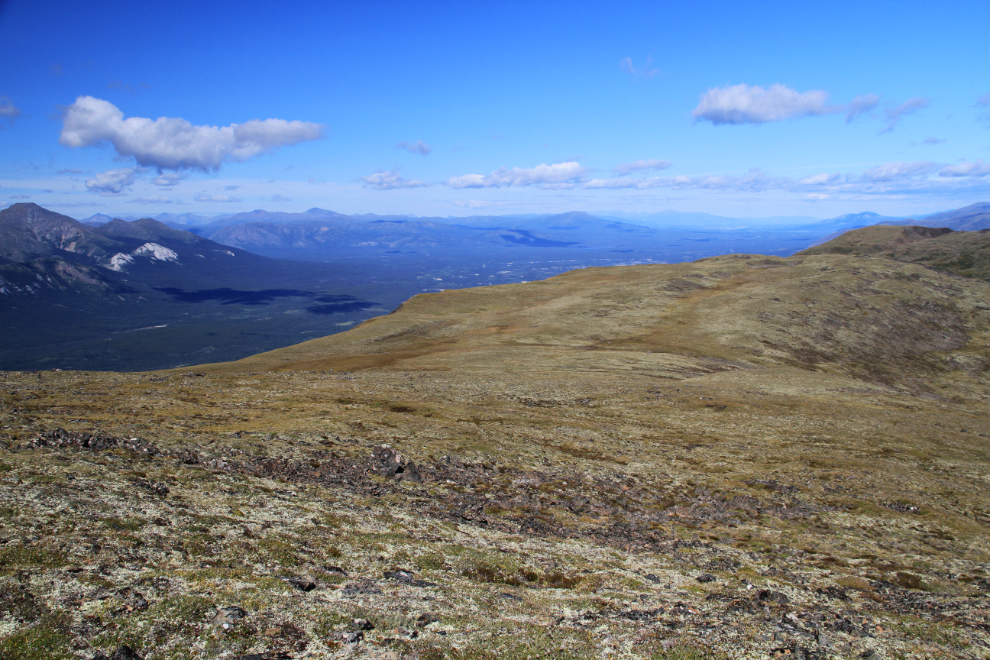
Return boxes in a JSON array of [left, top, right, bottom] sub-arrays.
[[156, 287, 380, 314], [156, 287, 316, 305], [306, 294, 381, 315]]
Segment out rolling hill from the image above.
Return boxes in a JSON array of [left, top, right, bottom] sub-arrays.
[[3, 235, 989, 658], [801, 224, 990, 281]]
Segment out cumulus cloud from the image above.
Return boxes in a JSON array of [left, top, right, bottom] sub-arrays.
[[85, 167, 140, 195], [59, 96, 325, 171], [446, 162, 588, 189], [133, 196, 172, 205], [397, 140, 431, 155], [619, 57, 659, 78], [360, 170, 430, 190], [880, 98, 929, 134], [692, 84, 834, 125], [613, 159, 672, 175], [194, 193, 241, 202], [940, 160, 990, 177], [153, 172, 185, 186], [691, 85, 899, 128]]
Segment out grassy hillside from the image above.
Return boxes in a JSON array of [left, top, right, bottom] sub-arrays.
[[2, 251, 989, 658], [801, 224, 990, 281]]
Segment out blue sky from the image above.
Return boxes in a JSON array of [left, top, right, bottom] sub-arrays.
[[1, 0, 989, 220]]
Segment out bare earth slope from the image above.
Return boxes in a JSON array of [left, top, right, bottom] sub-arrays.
[[2, 252, 990, 659]]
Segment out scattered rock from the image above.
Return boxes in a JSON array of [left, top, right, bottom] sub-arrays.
[[417, 612, 439, 626], [384, 568, 437, 587], [340, 581, 381, 596], [696, 573, 716, 583], [135, 479, 169, 496], [235, 653, 291, 660], [92, 645, 144, 660], [341, 631, 363, 644], [323, 565, 347, 576], [112, 587, 149, 614], [212, 606, 247, 628], [371, 444, 423, 482], [283, 577, 317, 592], [30, 428, 162, 456], [352, 618, 375, 631]]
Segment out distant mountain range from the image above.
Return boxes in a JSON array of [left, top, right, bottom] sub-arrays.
[[0, 203, 404, 371], [5, 200, 989, 371]]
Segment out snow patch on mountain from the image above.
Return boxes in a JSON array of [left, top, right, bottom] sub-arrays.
[[108, 253, 135, 271], [107, 242, 180, 271], [133, 243, 180, 263]]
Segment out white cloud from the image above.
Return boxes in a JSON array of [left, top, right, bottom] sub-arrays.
[[583, 160, 988, 197], [0, 97, 21, 118], [360, 170, 430, 190], [85, 167, 141, 195], [619, 57, 659, 78], [133, 196, 172, 205], [194, 193, 241, 202], [845, 94, 880, 122], [692, 85, 892, 128], [859, 161, 936, 182], [880, 98, 929, 134], [798, 173, 842, 185], [272, 194, 292, 202], [692, 84, 833, 125], [584, 177, 656, 189], [586, 169, 779, 192], [0, 97, 21, 127], [153, 172, 185, 186], [613, 159, 672, 175], [939, 160, 990, 177], [59, 96, 325, 171], [446, 162, 588, 189], [397, 140, 431, 155]]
